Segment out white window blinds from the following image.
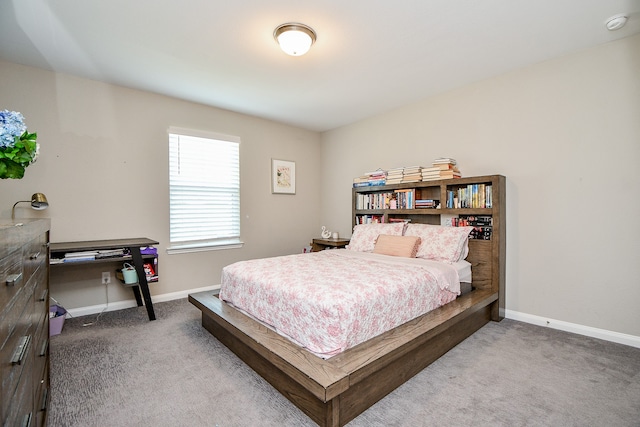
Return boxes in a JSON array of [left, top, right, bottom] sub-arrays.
[[169, 128, 241, 252]]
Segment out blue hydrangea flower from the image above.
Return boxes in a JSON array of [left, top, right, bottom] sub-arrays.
[[0, 110, 26, 148]]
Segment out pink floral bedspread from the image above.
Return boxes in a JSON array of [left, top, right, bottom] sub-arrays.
[[219, 250, 460, 357]]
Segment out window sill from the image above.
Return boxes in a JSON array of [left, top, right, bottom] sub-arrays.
[[167, 240, 244, 255]]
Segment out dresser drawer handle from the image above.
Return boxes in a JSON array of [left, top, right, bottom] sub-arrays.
[[21, 412, 32, 427], [39, 338, 49, 357], [10, 335, 31, 365], [39, 289, 48, 302], [40, 387, 48, 412], [30, 251, 41, 260], [6, 272, 22, 286]]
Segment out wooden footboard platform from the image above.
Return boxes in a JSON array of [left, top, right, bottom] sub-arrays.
[[189, 288, 499, 427]]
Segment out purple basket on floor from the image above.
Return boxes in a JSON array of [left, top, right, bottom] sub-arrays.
[[49, 305, 67, 336]]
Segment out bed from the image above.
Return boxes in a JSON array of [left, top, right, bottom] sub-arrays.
[[189, 221, 505, 426]]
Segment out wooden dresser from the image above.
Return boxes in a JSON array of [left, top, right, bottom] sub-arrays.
[[1, 219, 51, 427]]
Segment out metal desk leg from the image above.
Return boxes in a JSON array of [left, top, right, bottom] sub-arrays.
[[131, 286, 143, 306], [129, 246, 156, 321]]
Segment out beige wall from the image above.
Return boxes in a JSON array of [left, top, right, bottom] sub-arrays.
[[2, 35, 639, 339], [321, 34, 640, 337], [0, 61, 321, 309]]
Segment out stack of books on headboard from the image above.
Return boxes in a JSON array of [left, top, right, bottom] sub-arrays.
[[353, 169, 387, 187], [353, 158, 463, 187], [422, 158, 462, 181]]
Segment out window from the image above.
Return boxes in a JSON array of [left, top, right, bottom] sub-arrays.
[[168, 127, 241, 254]]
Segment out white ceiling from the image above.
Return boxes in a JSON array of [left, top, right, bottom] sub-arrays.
[[1, 0, 639, 132]]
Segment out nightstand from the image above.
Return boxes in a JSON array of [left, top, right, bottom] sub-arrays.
[[311, 238, 350, 252]]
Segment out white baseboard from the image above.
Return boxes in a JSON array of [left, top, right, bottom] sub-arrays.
[[152, 284, 221, 303], [66, 291, 639, 350], [505, 309, 640, 349], [65, 284, 221, 318]]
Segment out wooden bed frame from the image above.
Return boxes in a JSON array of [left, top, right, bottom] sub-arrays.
[[189, 234, 505, 426]]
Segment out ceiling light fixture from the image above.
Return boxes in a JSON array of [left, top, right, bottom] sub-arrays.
[[274, 23, 316, 56], [605, 14, 628, 31]]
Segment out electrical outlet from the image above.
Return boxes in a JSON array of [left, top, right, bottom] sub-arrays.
[[102, 272, 111, 284]]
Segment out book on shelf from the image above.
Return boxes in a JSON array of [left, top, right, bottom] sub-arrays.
[[63, 251, 97, 261], [422, 172, 461, 181], [393, 188, 415, 209], [64, 250, 98, 258], [61, 248, 131, 262], [451, 215, 493, 240], [421, 169, 441, 179], [421, 166, 441, 173], [353, 168, 389, 187], [385, 168, 404, 184], [355, 214, 385, 224], [63, 255, 96, 262], [433, 157, 457, 165], [454, 215, 493, 226], [430, 163, 460, 171], [95, 249, 126, 259], [364, 168, 387, 177], [402, 166, 423, 174], [386, 167, 405, 176], [429, 158, 460, 178], [388, 218, 411, 223], [445, 184, 492, 208], [421, 163, 462, 180], [415, 199, 439, 208], [144, 262, 158, 282], [439, 170, 462, 178], [356, 191, 394, 209], [401, 173, 422, 183], [385, 178, 403, 184], [353, 179, 386, 187], [364, 169, 387, 181]]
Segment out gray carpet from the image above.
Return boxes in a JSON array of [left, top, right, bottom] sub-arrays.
[[49, 298, 640, 427]]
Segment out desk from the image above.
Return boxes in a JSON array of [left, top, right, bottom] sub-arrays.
[[50, 238, 158, 321]]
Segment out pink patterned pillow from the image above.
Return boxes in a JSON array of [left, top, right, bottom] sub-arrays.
[[403, 224, 474, 263], [347, 223, 405, 252]]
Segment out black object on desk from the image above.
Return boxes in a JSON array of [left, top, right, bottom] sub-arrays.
[[50, 237, 159, 321]]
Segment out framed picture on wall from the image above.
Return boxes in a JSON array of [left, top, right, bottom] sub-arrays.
[[271, 159, 296, 194]]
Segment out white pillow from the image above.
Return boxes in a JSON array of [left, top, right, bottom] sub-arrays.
[[347, 223, 405, 252], [403, 223, 474, 263]]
